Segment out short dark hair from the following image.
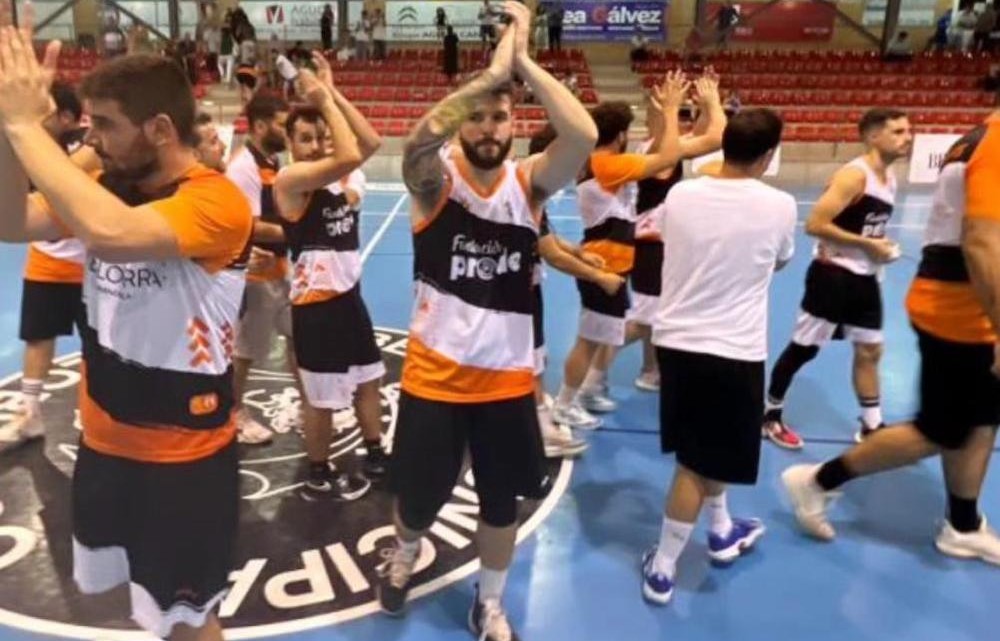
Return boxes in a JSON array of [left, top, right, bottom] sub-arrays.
[[195, 112, 213, 127], [50, 81, 82, 121], [529, 123, 557, 154], [721, 108, 783, 166], [285, 106, 323, 138], [80, 54, 196, 145], [858, 108, 907, 137], [245, 92, 291, 128], [590, 101, 634, 147]]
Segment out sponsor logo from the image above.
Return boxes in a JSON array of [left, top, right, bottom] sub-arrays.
[[449, 235, 522, 282], [0, 328, 570, 639], [397, 6, 418, 23], [563, 3, 663, 27], [266, 5, 285, 24]]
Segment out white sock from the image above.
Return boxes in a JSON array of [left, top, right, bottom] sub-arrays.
[[653, 517, 694, 577], [860, 401, 882, 429], [396, 536, 419, 555], [555, 383, 578, 407], [20, 378, 42, 415], [479, 567, 508, 603], [705, 492, 733, 537], [764, 395, 783, 412], [581, 367, 606, 392]]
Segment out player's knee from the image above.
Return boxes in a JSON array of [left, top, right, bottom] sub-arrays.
[[854, 342, 883, 364]]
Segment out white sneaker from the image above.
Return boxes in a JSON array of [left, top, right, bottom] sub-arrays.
[[236, 408, 274, 445], [781, 464, 839, 541], [552, 402, 603, 430], [935, 517, 1000, 566], [0, 412, 45, 454], [634, 370, 660, 392], [579, 387, 617, 413], [542, 427, 589, 458]]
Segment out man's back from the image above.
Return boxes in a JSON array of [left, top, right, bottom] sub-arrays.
[[654, 176, 796, 361]]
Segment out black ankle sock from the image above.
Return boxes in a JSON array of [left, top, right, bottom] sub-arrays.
[[365, 439, 384, 455], [948, 494, 982, 533], [309, 461, 329, 481], [815, 457, 855, 492], [764, 407, 783, 423]]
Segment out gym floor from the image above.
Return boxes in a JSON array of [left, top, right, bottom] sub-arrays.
[[0, 183, 996, 641]]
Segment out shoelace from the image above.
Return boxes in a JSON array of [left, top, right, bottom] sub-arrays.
[[478, 599, 512, 641], [375, 546, 418, 588]]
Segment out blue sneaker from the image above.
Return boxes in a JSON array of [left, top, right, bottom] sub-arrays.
[[707, 518, 766, 564], [640, 547, 674, 605]]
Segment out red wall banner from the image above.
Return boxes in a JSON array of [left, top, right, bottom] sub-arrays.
[[709, 1, 836, 42]]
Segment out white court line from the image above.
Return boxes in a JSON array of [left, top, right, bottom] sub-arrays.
[[360, 192, 408, 263]]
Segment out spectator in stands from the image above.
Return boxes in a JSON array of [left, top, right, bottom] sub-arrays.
[[884, 31, 914, 61], [534, 4, 549, 52], [288, 40, 310, 66], [355, 10, 372, 61], [974, 1, 997, 52], [443, 26, 460, 84], [372, 9, 388, 60], [926, 9, 951, 52], [955, 3, 978, 52], [716, 1, 739, 49], [631, 28, 650, 64], [231, 3, 253, 43], [436, 7, 449, 39], [321, 4, 334, 51], [126, 23, 152, 54], [725, 90, 742, 117], [337, 40, 356, 62], [219, 18, 236, 85], [478, 0, 497, 52], [548, 2, 564, 52], [179, 32, 199, 85]]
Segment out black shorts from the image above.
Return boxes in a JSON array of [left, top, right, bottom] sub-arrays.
[[657, 346, 764, 485], [631, 241, 664, 297], [390, 392, 547, 529], [577, 277, 630, 318], [235, 66, 257, 89], [800, 261, 882, 331], [19, 280, 82, 341], [291, 286, 380, 372], [914, 326, 1000, 450], [532, 285, 544, 350], [72, 440, 239, 628]]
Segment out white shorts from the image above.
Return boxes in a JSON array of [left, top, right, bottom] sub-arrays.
[[579, 308, 626, 347], [235, 278, 292, 361], [791, 310, 884, 346], [626, 292, 659, 326], [299, 361, 386, 409]]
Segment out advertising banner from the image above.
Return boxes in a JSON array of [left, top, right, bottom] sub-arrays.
[[385, 0, 481, 42], [548, 1, 668, 42], [908, 133, 961, 184], [708, 1, 835, 42]]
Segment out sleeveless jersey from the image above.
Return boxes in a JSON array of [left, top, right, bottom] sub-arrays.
[[226, 143, 288, 281], [576, 150, 646, 275], [282, 170, 366, 305], [814, 157, 896, 276], [402, 151, 539, 403]]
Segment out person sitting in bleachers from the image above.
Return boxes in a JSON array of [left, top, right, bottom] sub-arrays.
[[884, 31, 914, 61]]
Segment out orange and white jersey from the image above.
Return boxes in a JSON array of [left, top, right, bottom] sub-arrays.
[[576, 150, 649, 274], [227, 143, 288, 282], [907, 115, 999, 344], [24, 239, 86, 283], [284, 170, 366, 305], [402, 149, 540, 403], [35, 165, 253, 463]]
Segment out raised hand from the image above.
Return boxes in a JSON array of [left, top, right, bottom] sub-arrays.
[[311, 50, 334, 89], [693, 74, 721, 108], [296, 69, 330, 108], [649, 70, 689, 114], [0, 2, 61, 129], [487, 7, 516, 84], [504, 0, 532, 62]]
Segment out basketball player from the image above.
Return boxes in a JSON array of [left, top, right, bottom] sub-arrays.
[[0, 82, 101, 452], [550, 74, 689, 430], [0, 22, 250, 641], [527, 124, 626, 458], [782, 112, 1000, 563], [763, 109, 913, 449], [274, 63, 384, 499], [643, 109, 796, 605], [226, 93, 297, 445], [597, 74, 727, 393], [192, 112, 227, 172], [377, 4, 598, 638]]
